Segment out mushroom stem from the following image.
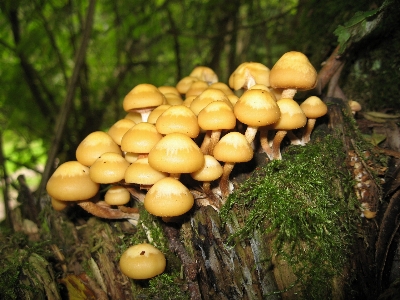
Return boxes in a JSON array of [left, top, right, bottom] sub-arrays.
[[301, 118, 316, 144], [208, 130, 222, 155], [219, 162, 235, 198], [77, 200, 140, 220], [281, 89, 297, 99], [272, 130, 288, 160], [244, 126, 258, 144], [200, 131, 212, 154], [287, 130, 303, 145], [260, 127, 273, 159]]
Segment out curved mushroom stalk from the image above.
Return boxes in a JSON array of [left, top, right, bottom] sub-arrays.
[[77, 200, 140, 220], [271, 130, 288, 160], [219, 162, 235, 198]]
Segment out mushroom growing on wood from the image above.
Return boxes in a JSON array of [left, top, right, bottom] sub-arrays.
[[233, 88, 280, 144], [46, 161, 138, 220], [269, 51, 317, 99], [213, 132, 253, 198], [299, 96, 328, 144], [119, 243, 166, 279], [269, 98, 307, 160]]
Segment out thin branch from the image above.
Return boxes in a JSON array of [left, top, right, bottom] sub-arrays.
[[0, 131, 14, 230], [36, 0, 97, 198]]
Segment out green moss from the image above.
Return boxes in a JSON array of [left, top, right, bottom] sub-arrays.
[[220, 134, 360, 298]]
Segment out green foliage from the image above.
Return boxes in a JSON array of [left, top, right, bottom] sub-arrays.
[[221, 135, 359, 298], [144, 272, 189, 300]]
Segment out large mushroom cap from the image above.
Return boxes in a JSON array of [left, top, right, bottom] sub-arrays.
[[120, 122, 162, 154], [190, 88, 232, 116], [144, 177, 194, 217], [107, 119, 136, 145], [197, 101, 236, 131], [122, 83, 166, 112], [46, 161, 99, 201], [155, 105, 200, 138], [189, 66, 218, 84], [269, 51, 317, 91], [229, 62, 271, 90], [234, 89, 280, 127], [119, 243, 166, 279], [124, 157, 168, 186], [148, 133, 204, 174]]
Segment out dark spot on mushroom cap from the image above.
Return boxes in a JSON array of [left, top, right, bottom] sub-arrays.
[[140, 251, 146, 255]]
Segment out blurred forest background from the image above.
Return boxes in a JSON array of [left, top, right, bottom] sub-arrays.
[[1, 0, 399, 216]]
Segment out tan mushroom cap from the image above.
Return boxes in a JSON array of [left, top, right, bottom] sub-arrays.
[[147, 104, 171, 124], [229, 62, 271, 90], [191, 155, 223, 182], [189, 66, 218, 84], [269, 51, 317, 91], [176, 76, 199, 94], [76, 131, 122, 167], [122, 83, 166, 113], [158, 85, 181, 97], [120, 122, 162, 154], [46, 161, 99, 201], [144, 177, 194, 217], [89, 152, 130, 184], [124, 157, 168, 186], [156, 105, 200, 138], [185, 80, 209, 98], [190, 88, 233, 116], [234, 89, 280, 127], [271, 98, 307, 130], [208, 82, 234, 95], [119, 243, 166, 279], [197, 101, 236, 131], [51, 197, 69, 211], [300, 96, 328, 119], [213, 132, 253, 163], [107, 119, 136, 145], [148, 133, 205, 174], [104, 186, 131, 206], [164, 93, 184, 106]]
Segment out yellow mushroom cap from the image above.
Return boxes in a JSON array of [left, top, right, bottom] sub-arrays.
[[191, 155, 223, 182], [51, 197, 69, 211], [300, 96, 328, 119], [89, 152, 130, 184], [120, 122, 162, 154], [107, 119, 136, 145], [104, 186, 131, 206], [234, 89, 280, 127], [229, 62, 270, 90], [190, 88, 232, 116], [122, 83, 166, 112], [158, 85, 181, 97], [197, 101, 236, 131], [156, 105, 200, 138], [271, 98, 307, 130], [144, 177, 194, 217], [148, 133, 205, 174], [164, 93, 183, 106], [189, 66, 218, 84], [125, 157, 168, 186], [185, 80, 209, 98], [176, 76, 199, 95], [269, 51, 317, 91], [46, 161, 99, 201], [213, 132, 253, 163], [208, 82, 234, 95], [119, 243, 166, 279], [147, 105, 171, 124], [76, 131, 122, 167]]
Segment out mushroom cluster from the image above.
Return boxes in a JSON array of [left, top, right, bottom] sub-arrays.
[[46, 51, 329, 222]]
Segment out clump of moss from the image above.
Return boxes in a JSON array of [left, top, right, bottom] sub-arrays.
[[221, 135, 359, 298]]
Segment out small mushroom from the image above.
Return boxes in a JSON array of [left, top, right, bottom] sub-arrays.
[[119, 243, 166, 279], [299, 96, 328, 144]]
